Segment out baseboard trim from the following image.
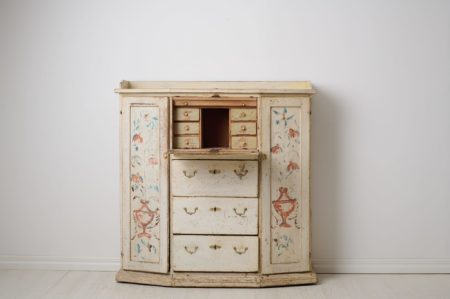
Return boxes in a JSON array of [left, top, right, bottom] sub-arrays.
[[0, 256, 120, 271], [313, 258, 450, 274], [1, 256, 449, 273]]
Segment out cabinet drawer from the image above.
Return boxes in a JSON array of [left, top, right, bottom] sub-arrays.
[[174, 122, 200, 135], [171, 160, 258, 197], [174, 108, 200, 121], [173, 136, 200, 149], [231, 136, 257, 149], [230, 108, 257, 121], [230, 122, 257, 135], [173, 197, 258, 235], [172, 235, 258, 272]]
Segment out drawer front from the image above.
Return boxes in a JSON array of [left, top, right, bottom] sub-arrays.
[[173, 197, 258, 235], [174, 122, 200, 135], [231, 136, 257, 149], [172, 235, 258, 272], [230, 122, 257, 136], [173, 136, 200, 149], [174, 108, 200, 121], [171, 160, 258, 197], [230, 108, 257, 121]]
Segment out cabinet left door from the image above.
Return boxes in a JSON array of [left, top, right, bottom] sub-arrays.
[[120, 97, 169, 273]]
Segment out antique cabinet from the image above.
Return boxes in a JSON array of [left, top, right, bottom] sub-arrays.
[[115, 81, 316, 287]]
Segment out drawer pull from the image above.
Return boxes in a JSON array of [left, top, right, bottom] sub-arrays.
[[184, 125, 190, 131], [183, 170, 197, 178], [233, 207, 248, 217], [183, 207, 198, 215], [240, 125, 247, 132], [184, 245, 198, 255], [183, 111, 190, 117], [209, 244, 222, 250], [209, 206, 221, 212], [240, 142, 248, 148], [234, 164, 248, 179], [208, 169, 221, 175], [240, 112, 247, 118], [233, 246, 248, 255]]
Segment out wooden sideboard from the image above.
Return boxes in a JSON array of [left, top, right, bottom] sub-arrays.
[[115, 81, 317, 287]]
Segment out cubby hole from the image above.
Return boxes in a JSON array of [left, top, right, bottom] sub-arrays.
[[201, 108, 229, 148]]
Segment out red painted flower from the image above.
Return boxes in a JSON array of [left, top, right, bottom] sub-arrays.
[[288, 128, 299, 139], [287, 161, 300, 171], [271, 144, 282, 154], [148, 157, 158, 165], [131, 174, 143, 183], [132, 133, 143, 143]]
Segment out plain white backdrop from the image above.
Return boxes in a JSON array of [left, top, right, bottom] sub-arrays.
[[0, 0, 449, 273]]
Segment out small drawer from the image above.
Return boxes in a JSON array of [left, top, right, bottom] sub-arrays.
[[230, 108, 257, 121], [171, 160, 258, 197], [230, 122, 256, 136], [174, 136, 200, 149], [231, 136, 257, 149], [174, 122, 200, 135], [174, 108, 200, 121], [173, 197, 258, 235], [172, 235, 258, 272]]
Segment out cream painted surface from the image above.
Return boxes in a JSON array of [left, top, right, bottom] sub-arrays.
[[172, 197, 258, 235], [231, 136, 257, 149], [172, 235, 258, 272], [230, 109, 257, 121], [173, 122, 200, 135], [171, 160, 258, 197], [261, 97, 311, 274], [173, 136, 200, 149], [120, 97, 169, 273], [1, 0, 450, 275], [230, 122, 257, 135], [173, 108, 200, 121]]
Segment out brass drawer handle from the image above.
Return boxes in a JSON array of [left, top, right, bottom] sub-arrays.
[[208, 169, 221, 175], [239, 111, 246, 118], [184, 125, 190, 131], [184, 139, 191, 145], [183, 170, 197, 178], [240, 125, 247, 132], [183, 207, 198, 215], [233, 246, 248, 255], [240, 142, 248, 148], [233, 207, 247, 217], [183, 111, 190, 117], [234, 165, 248, 179], [184, 245, 198, 255], [209, 206, 221, 212], [209, 244, 222, 250]]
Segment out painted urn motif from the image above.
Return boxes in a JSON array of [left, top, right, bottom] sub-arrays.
[[272, 187, 298, 228], [133, 199, 159, 238]]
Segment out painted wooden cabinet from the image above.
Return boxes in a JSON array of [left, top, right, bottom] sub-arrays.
[[116, 81, 316, 287]]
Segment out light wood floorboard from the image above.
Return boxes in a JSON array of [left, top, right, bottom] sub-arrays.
[[0, 270, 449, 299]]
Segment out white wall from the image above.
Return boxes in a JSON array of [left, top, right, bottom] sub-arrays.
[[0, 0, 449, 273]]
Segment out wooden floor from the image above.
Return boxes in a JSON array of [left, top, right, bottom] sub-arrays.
[[0, 270, 449, 299]]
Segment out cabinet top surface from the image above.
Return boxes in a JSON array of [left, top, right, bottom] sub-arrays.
[[115, 81, 315, 94]]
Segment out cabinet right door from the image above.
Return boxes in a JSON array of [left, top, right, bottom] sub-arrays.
[[260, 97, 311, 274]]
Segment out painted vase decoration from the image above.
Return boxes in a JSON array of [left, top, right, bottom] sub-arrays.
[[272, 187, 297, 228], [133, 199, 159, 238]]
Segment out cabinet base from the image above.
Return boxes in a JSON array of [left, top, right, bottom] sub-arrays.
[[116, 269, 317, 288]]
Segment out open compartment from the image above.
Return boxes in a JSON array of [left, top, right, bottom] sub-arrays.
[[201, 108, 229, 148]]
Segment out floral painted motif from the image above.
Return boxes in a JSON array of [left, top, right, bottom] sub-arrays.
[[130, 107, 161, 263], [270, 107, 302, 263]]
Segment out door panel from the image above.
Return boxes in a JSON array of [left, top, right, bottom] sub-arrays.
[[260, 97, 311, 274], [121, 97, 169, 273]]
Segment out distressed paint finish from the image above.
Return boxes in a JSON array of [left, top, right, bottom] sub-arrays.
[[261, 97, 311, 274], [130, 106, 161, 263], [270, 107, 302, 263]]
